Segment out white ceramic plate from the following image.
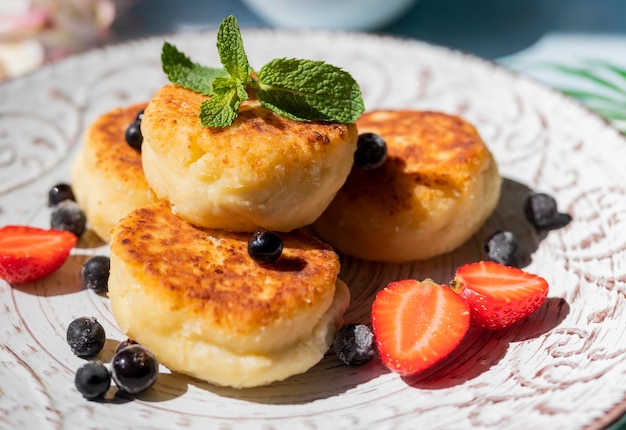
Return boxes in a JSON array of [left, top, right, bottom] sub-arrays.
[[2, 29, 626, 430]]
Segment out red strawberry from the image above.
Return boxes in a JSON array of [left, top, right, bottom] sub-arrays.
[[0, 225, 77, 284], [451, 261, 549, 330], [371, 279, 470, 376]]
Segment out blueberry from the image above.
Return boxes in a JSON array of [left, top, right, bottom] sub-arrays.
[[334, 323, 376, 366], [248, 228, 283, 264], [354, 133, 387, 170], [524, 192, 572, 230], [74, 361, 111, 400], [67, 317, 106, 357], [111, 345, 159, 395], [81, 256, 110, 293], [48, 183, 75, 207], [51, 199, 86, 237], [135, 109, 144, 122], [484, 230, 519, 267], [125, 120, 143, 151], [115, 338, 139, 354]]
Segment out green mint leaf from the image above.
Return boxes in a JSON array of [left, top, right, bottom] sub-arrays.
[[199, 76, 248, 127], [216, 15, 253, 83], [256, 58, 364, 123], [161, 42, 228, 94]]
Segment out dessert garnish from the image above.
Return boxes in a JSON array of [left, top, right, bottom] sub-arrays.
[[334, 323, 376, 366], [247, 228, 284, 264], [524, 192, 572, 231], [124, 109, 144, 152], [353, 132, 388, 170], [161, 15, 365, 127], [372, 278, 471, 376], [484, 230, 519, 267], [450, 261, 549, 330], [0, 225, 76, 284], [111, 345, 159, 395], [66, 316, 106, 358], [47, 182, 75, 207], [51, 199, 86, 237], [75, 361, 111, 400], [81, 256, 111, 293], [369, 261, 549, 375]]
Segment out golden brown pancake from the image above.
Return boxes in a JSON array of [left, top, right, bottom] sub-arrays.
[[71, 103, 159, 242], [312, 110, 501, 262], [108, 201, 350, 388], [140, 83, 358, 232]]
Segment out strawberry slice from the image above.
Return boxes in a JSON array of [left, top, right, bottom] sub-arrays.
[[0, 225, 77, 284], [451, 261, 549, 330], [371, 279, 470, 376]]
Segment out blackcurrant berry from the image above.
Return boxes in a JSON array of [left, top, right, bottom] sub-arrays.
[[81, 256, 110, 293], [74, 361, 111, 399], [111, 345, 159, 395], [524, 192, 571, 230], [51, 200, 87, 237], [484, 230, 519, 267], [125, 120, 143, 151], [66, 317, 106, 357], [354, 133, 387, 170], [48, 183, 75, 207], [334, 323, 376, 366], [248, 228, 283, 264]]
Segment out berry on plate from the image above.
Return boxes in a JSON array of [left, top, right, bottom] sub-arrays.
[[111, 344, 159, 395], [66, 316, 106, 357], [50, 200, 87, 237], [524, 192, 571, 231], [451, 261, 549, 330], [0, 225, 77, 284], [47, 182, 76, 207], [371, 279, 470, 376], [484, 230, 519, 267], [81, 255, 110, 293], [74, 361, 111, 400], [334, 323, 376, 366]]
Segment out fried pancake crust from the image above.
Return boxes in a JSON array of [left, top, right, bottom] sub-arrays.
[[140, 84, 358, 232], [312, 110, 502, 262], [109, 202, 349, 387], [71, 103, 158, 241]]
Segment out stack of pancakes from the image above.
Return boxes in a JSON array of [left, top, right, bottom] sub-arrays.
[[71, 84, 500, 388], [72, 84, 356, 388]]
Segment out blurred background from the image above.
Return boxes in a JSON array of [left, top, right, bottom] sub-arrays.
[[1, 0, 625, 132], [1, 0, 625, 80]]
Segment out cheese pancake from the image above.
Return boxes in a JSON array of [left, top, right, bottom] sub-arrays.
[[108, 201, 350, 388], [71, 103, 158, 242], [312, 110, 501, 262], [140, 83, 358, 232]]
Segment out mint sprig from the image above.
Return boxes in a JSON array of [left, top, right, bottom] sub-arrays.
[[257, 58, 365, 123], [161, 42, 229, 95], [161, 15, 365, 128], [216, 15, 254, 83]]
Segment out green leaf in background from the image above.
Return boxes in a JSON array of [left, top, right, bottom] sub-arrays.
[[547, 60, 626, 134], [161, 42, 228, 95]]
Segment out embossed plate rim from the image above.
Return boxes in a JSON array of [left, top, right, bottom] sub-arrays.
[[1, 28, 626, 430]]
